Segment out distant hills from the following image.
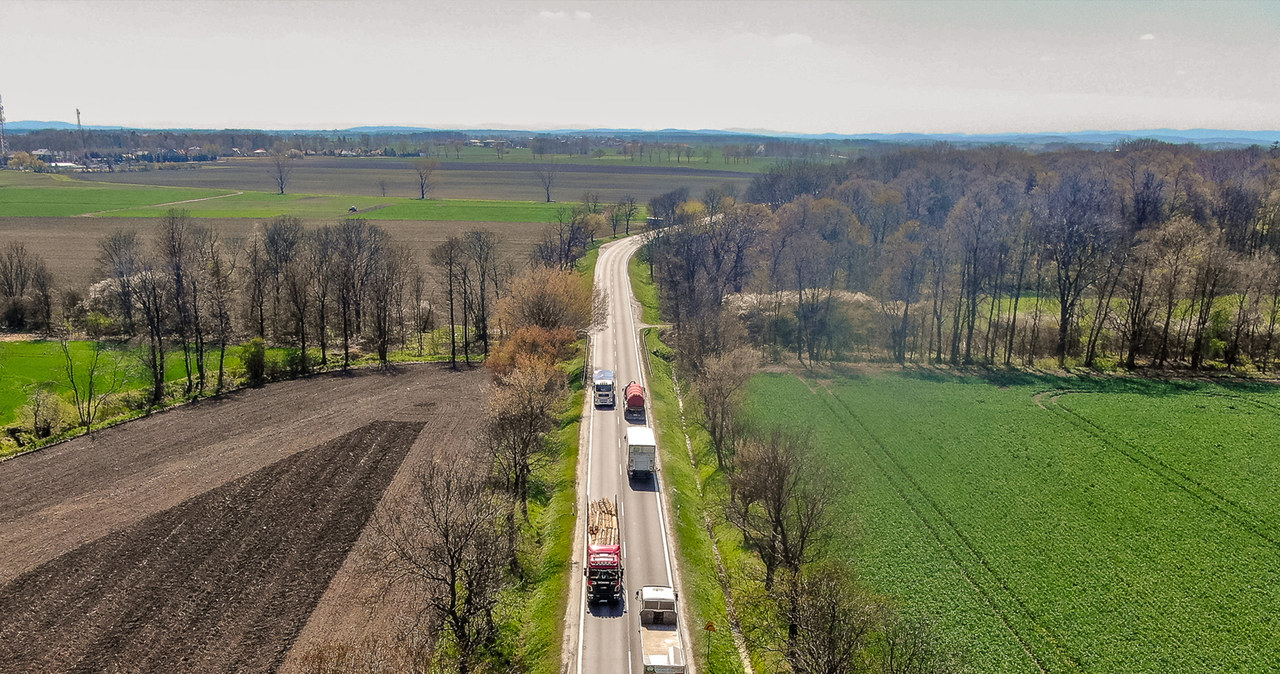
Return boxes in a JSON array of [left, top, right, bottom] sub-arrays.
[[8, 120, 1280, 147]]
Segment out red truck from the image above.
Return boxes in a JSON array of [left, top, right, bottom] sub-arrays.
[[585, 497, 622, 602], [625, 381, 646, 416]]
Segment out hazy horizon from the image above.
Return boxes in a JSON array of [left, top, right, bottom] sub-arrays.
[[3, 0, 1278, 135]]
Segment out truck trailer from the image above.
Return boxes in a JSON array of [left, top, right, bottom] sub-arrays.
[[585, 497, 622, 602], [626, 426, 657, 478], [638, 585, 686, 673]]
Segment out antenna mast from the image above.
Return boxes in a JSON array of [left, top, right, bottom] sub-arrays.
[[0, 94, 8, 163], [76, 107, 87, 159]]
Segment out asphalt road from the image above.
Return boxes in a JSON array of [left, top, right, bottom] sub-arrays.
[[573, 234, 689, 674]]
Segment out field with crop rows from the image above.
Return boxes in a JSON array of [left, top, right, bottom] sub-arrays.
[[69, 156, 754, 203], [0, 216, 545, 290], [744, 369, 1280, 673]]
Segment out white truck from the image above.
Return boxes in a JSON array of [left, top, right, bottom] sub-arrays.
[[638, 585, 686, 674], [593, 369, 616, 407], [626, 426, 656, 478]]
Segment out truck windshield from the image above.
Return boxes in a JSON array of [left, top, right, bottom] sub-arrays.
[[595, 383, 612, 391]]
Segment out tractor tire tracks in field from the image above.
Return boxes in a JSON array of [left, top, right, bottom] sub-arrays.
[[77, 190, 244, 217], [0, 421, 422, 673], [817, 388, 1083, 674], [1040, 390, 1280, 551]]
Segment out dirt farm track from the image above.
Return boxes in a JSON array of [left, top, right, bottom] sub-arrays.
[[0, 364, 487, 673]]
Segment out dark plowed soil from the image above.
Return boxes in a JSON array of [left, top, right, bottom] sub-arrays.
[[0, 420, 422, 673]]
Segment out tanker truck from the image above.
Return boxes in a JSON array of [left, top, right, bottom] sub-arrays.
[[585, 497, 622, 602], [624, 381, 646, 418]]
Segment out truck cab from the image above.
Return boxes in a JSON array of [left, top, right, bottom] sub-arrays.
[[592, 369, 615, 407]]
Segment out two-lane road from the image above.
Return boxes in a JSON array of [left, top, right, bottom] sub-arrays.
[[573, 234, 686, 674]]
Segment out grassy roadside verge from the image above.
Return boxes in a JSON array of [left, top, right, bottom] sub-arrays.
[[630, 256, 749, 673], [511, 234, 621, 672], [512, 370, 582, 673]]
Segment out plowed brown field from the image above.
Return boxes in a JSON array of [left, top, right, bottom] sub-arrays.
[[0, 364, 487, 673]]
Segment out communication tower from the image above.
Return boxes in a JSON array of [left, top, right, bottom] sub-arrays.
[[76, 107, 86, 156], [0, 94, 8, 163]]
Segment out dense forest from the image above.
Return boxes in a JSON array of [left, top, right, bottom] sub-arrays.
[[647, 140, 1280, 373]]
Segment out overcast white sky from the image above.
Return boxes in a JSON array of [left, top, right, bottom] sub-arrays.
[[3, 0, 1278, 134]]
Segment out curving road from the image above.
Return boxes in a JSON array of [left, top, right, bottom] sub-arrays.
[[570, 234, 690, 674]]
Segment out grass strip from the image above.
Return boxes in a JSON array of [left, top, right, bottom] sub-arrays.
[[630, 256, 749, 673]]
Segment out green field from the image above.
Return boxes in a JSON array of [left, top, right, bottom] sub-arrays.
[[744, 369, 1280, 672], [0, 340, 246, 427], [0, 171, 230, 217], [0, 171, 576, 222], [104, 193, 573, 223]]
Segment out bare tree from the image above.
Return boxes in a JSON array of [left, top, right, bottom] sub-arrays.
[[59, 330, 124, 432], [310, 226, 337, 367], [695, 347, 756, 469], [768, 561, 881, 674], [430, 236, 465, 367], [414, 158, 440, 200], [496, 267, 601, 334], [156, 209, 200, 393], [367, 243, 409, 364], [242, 229, 270, 338], [271, 152, 295, 195], [1040, 167, 1118, 366], [134, 263, 170, 405], [204, 232, 237, 392], [410, 263, 431, 356], [464, 230, 498, 356], [96, 230, 141, 332], [535, 163, 559, 203], [369, 455, 509, 674], [283, 233, 316, 371], [485, 363, 564, 520], [618, 195, 639, 235], [0, 241, 54, 331], [726, 427, 832, 590], [880, 613, 962, 674]]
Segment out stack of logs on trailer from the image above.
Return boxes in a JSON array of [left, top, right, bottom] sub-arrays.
[[585, 497, 622, 602]]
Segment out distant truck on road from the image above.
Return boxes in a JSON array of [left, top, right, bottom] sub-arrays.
[[638, 585, 686, 673], [593, 369, 615, 407], [624, 381, 646, 416], [585, 497, 622, 602], [626, 426, 656, 478]]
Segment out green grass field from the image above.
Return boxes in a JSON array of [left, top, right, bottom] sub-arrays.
[[0, 171, 577, 222], [0, 340, 246, 427], [743, 369, 1280, 672], [0, 171, 231, 217]]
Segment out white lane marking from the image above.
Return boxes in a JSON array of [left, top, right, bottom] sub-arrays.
[[576, 332, 599, 674], [619, 500, 624, 518], [623, 236, 676, 586], [623, 541, 627, 559]]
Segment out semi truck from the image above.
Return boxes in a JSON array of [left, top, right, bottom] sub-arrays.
[[626, 426, 657, 478], [585, 497, 622, 602], [624, 381, 646, 416], [638, 585, 686, 673], [593, 369, 616, 407]]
